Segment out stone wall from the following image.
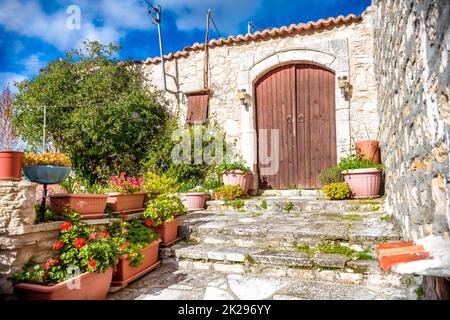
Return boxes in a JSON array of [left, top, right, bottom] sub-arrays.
[[137, 8, 378, 189], [373, 0, 450, 241], [0, 181, 61, 296]]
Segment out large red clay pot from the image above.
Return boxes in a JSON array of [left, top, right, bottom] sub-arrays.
[[184, 192, 207, 210], [112, 239, 161, 287], [355, 140, 380, 164], [0, 151, 23, 180], [222, 171, 251, 194], [106, 192, 146, 212], [342, 168, 382, 198], [49, 194, 108, 219], [151, 217, 179, 245], [14, 268, 113, 300]]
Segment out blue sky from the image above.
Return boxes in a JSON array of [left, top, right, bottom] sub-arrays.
[[0, 0, 371, 91]]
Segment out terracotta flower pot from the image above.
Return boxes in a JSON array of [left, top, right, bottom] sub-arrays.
[[0, 151, 23, 180], [342, 168, 382, 199], [14, 268, 113, 300], [106, 191, 146, 212], [184, 192, 207, 210], [355, 140, 381, 164], [222, 171, 251, 194], [49, 194, 108, 219], [151, 217, 179, 245], [112, 239, 161, 287]]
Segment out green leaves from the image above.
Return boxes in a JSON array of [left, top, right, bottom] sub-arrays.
[[322, 183, 352, 200], [143, 195, 187, 226], [13, 41, 169, 184]]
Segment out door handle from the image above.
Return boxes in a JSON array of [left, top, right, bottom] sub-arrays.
[[287, 114, 293, 124]]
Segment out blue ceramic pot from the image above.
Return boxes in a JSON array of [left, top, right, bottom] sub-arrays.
[[23, 166, 71, 184]]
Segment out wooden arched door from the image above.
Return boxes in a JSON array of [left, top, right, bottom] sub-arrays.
[[254, 64, 337, 189]]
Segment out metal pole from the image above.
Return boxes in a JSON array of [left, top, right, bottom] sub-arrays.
[[203, 9, 211, 89], [42, 105, 47, 153], [155, 5, 167, 91], [39, 184, 47, 222]]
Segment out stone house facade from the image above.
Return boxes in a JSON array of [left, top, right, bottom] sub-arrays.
[[134, 8, 379, 193]]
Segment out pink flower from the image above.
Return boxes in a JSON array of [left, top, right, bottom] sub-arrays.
[[89, 232, 97, 240]]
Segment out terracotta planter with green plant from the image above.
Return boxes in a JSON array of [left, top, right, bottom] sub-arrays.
[[0, 86, 23, 181], [12, 213, 119, 300], [106, 173, 146, 213], [218, 161, 251, 194], [109, 220, 161, 287], [143, 195, 187, 245]]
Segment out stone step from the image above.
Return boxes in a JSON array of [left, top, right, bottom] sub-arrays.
[[206, 197, 384, 214], [107, 263, 419, 300], [179, 209, 401, 248], [259, 189, 325, 198], [165, 243, 419, 290]]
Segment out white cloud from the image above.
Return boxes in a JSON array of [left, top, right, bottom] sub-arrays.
[[0, 0, 152, 51], [160, 0, 263, 35], [0, 72, 27, 92]]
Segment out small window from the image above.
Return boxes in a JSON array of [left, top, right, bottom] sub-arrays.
[[186, 91, 209, 124]]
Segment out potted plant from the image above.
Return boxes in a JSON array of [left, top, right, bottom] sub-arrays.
[[11, 213, 119, 300], [338, 154, 383, 198], [184, 186, 208, 211], [49, 178, 108, 220], [22, 153, 72, 184], [218, 161, 251, 194], [106, 172, 146, 213], [108, 219, 161, 287], [0, 86, 24, 180], [354, 140, 381, 164], [143, 195, 187, 246]]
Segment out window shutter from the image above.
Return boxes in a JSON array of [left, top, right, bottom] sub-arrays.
[[186, 92, 209, 124]]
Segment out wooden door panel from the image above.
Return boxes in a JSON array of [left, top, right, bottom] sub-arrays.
[[255, 64, 336, 189]]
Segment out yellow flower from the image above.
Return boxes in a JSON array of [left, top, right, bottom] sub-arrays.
[[23, 153, 72, 167]]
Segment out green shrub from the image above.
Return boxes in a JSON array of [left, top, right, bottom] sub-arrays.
[[228, 199, 244, 210], [14, 41, 169, 184], [143, 195, 187, 226], [109, 220, 160, 267], [214, 185, 243, 200], [144, 171, 179, 195], [218, 161, 250, 173], [319, 166, 343, 186], [203, 179, 222, 191], [338, 155, 383, 171], [322, 183, 352, 200]]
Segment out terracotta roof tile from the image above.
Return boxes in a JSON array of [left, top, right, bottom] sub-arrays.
[[137, 13, 362, 65]]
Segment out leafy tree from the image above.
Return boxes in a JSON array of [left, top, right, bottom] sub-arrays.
[[13, 41, 169, 184]]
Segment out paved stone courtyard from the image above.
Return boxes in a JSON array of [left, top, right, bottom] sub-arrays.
[[108, 195, 422, 300]]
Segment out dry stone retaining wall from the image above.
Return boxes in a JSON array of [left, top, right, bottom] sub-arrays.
[[0, 181, 61, 296], [373, 0, 450, 241]]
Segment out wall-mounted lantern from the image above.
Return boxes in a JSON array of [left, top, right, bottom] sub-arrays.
[[337, 76, 352, 101], [238, 89, 250, 110]]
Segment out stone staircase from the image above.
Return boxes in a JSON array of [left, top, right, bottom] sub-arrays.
[[159, 195, 422, 299]]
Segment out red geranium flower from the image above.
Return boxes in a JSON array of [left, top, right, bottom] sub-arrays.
[[74, 238, 86, 249], [145, 220, 153, 227], [99, 232, 109, 238], [59, 222, 72, 231], [52, 240, 64, 250], [88, 259, 96, 268], [121, 215, 128, 220], [44, 259, 59, 270]]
